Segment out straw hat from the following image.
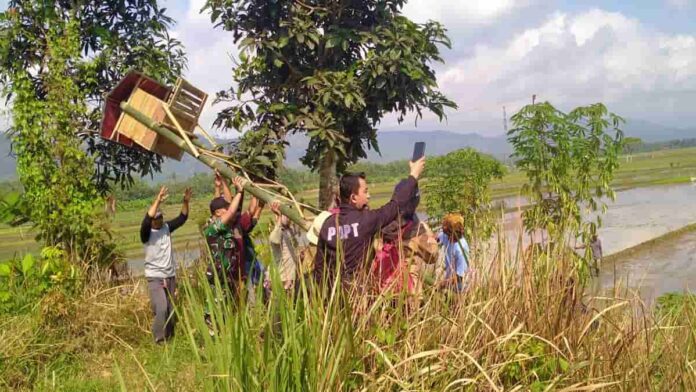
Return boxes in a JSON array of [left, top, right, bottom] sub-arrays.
[[306, 211, 333, 245]]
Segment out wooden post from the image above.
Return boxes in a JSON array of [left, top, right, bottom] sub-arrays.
[[120, 102, 310, 230]]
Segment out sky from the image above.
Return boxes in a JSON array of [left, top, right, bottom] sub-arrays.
[[2, 0, 696, 137]]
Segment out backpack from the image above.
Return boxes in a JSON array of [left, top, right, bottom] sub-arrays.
[[371, 221, 417, 294]]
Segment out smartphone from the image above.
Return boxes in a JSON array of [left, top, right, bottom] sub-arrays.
[[412, 142, 426, 161]]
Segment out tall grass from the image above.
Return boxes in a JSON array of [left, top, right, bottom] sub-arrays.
[[160, 234, 696, 390], [4, 232, 696, 390]]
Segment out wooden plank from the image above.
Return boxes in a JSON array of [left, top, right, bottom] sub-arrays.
[[175, 93, 203, 111], [180, 87, 206, 104], [169, 104, 198, 120], [168, 77, 207, 119], [114, 88, 166, 151]]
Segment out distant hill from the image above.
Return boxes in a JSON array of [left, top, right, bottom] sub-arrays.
[[1, 118, 696, 182], [0, 129, 512, 181], [623, 119, 696, 142], [283, 130, 511, 166]]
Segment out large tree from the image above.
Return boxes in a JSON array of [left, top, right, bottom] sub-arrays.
[[204, 0, 456, 208], [0, 1, 187, 191]]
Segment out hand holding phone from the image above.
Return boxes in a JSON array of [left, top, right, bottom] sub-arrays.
[[412, 142, 426, 161], [409, 142, 426, 179]]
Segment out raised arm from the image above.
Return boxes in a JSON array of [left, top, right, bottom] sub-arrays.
[[215, 170, 233, 203], [148, 186, 168, 218], [220, 177, 246, 226], [141, 186, 168, 243], [367, 158, 425, 229], [252, 197, 265, 220], [214, 170, 222, 198], [167, 187, 192, 233]]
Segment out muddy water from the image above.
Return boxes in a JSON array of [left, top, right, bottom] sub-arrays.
[[585, 184, 696, 303], [596, 230, 696, 304], [498, 184, 696, 303], [591, 184, 696, 256], [502, 183, 696, 256]]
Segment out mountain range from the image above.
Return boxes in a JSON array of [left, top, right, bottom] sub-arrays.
[[1, 118, 696, 181]]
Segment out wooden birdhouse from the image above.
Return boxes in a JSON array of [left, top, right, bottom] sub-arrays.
[[100, 71, 208, 161]]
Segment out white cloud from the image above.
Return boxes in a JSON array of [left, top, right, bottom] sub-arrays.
[[384, 8, 696, 134], [402, 0, 530, 25], [162, 2, 696, 136]]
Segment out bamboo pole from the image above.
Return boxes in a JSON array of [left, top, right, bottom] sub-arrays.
[[120, 102, 310, 230], [162, 104, 200, 158]]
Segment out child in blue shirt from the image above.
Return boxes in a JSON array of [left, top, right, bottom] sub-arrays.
[[437, 213, 470, 292]]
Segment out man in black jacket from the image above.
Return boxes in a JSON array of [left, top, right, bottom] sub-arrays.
[[313, 158, 425, 287]]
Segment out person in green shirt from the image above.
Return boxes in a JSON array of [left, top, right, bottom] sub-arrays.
[[204, 175, 249, 296]]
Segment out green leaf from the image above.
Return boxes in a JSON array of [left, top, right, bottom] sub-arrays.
[[255, 156, 273, 167], [0, 290, 10, 303], [325, 36, 340, 49], [273, 58, 284, 68], [21, 254, 34, 276], [0, 263, 10, 277]]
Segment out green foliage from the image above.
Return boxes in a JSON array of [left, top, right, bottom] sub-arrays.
[[348, 160, 410, 184], [178, 263, 356, 391], [500, 339, 570, 390], [0, 191, 29, 226], [0, 248, 80, 314], [634, 137, 696, 153], [8, 20, 102, 257], [6, 20, 106, 258], [204, 0, 455, 206], [656, 292, 696, 319], [508, 102, 624, 265], [0, 1, 186, 191], [114, 172, 217, 203], [423, 148, 505, 240]]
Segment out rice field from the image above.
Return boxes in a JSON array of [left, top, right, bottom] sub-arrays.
[[3, 147, 696, 262]]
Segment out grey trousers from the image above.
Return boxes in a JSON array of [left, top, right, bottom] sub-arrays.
[[147, 277, 176, 343]]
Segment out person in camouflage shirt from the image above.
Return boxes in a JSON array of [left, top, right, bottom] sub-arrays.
[[204, 175, 251, 296]]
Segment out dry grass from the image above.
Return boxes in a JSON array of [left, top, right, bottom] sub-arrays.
[[3, 234, 696, 391]]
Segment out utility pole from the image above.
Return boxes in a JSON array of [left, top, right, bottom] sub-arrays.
[[503, 106, 508, 133]]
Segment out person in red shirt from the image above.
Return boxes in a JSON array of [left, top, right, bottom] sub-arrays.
[[313, 157, 425, 288]]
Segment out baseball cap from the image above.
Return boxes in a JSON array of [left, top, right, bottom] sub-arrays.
[[306, 211, 333, 246], [209, 197, 231, 214]]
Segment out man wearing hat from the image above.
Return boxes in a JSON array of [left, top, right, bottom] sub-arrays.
[[203, 175, 252, 298], [140, 185, 192, 344]]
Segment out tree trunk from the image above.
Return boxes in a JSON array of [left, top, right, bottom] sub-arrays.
[[318, 149, 338, 210]]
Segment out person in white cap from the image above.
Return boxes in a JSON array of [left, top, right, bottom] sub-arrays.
[[140, 185, 192, 344]]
